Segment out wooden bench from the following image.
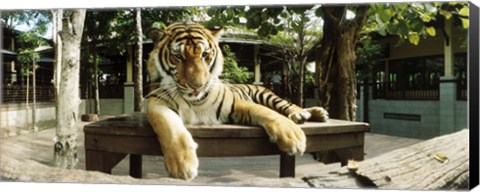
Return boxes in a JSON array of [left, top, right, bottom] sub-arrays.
[[84, 112, 369, 178]]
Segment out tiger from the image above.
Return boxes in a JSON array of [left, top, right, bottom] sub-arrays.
[[145, 22, 329, 180]]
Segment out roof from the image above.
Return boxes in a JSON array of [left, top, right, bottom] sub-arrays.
[[218, 37, 265, 45], [1, 49, 17, 55]]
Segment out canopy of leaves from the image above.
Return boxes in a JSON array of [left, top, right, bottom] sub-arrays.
[[104, 8, 199, 54], [363, 2, 469, 45], [1, 10, 50, 33], [15, 24, 48, 76], [206, 6, 319, 38]]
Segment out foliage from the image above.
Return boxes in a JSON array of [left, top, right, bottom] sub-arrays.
[[16, 29, 47, 77], [363, 2, 469, 45], [105, 8, 200, 55], [206, 6, 318, 38], [355, 37, 384, 83], [220, 45, 253, 83], [1, 10, 50, 33]]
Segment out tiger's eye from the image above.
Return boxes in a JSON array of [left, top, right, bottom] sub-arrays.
[[202, 52, 209, 58], [173, 53, 182, 60]]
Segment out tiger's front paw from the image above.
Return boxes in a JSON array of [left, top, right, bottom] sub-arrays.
[[162, 134, 199, 180], [266, 119, 306, 156], [288, 110, 311, 124], [289, 107, 329, 124], [305, 107, 329, 122]]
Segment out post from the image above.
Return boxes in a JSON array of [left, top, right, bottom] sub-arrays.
[[443, 19, 454, 77], [254, 45, 261, 85], [124, 44, 134, 113], [280, 153, 295, 178], [129, 154, 142, 178], [439, 18, 456, 135]]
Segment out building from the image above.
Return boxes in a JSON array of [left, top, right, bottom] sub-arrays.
[[355, 20, 468, 139]]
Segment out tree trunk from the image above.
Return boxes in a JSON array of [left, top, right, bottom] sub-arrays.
[[92, 40, 101, 115], [305, 129, 469, 190], [316, 6, 368, 121], [134, 8, 143, 112], [32, 61, 37, 131], [94, 60, 100, 114], [25, 66, 30, 130], [292, 56, 306, 107], [52, 9, 63, 122], [54, 9, 86, 169]]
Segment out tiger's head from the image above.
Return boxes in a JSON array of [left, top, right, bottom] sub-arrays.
[[147, 22, 224, 101]]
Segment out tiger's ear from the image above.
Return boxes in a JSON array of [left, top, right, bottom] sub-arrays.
[[148, 29, 164, 42], [209, 26, 224, 40], [148, 22, 166, 42]]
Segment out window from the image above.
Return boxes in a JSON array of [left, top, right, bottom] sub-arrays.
[[372, 63, 386, 99], [377, 55, 444, 100], [455, 53, 467, 100]]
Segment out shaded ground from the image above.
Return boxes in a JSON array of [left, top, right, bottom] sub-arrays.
[[0, 121, 421, 187]]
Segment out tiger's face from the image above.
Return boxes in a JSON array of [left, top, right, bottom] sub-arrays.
[[148, 22, 224, 101]]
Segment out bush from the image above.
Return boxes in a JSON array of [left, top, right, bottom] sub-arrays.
[[220, 45, 253, 83]]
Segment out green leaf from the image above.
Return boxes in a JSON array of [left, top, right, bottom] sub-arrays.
[[460, 18, 469, 29], [314, 7, 323, 17], [458, 6, 469, 29], [425, 3, 437, 13], [439, 10, 452, 19], [408, 33, 420, 45], [379, 8, 394, 22], [458, 6, 469, 17], [386, 23, 398, 34], [397, 20, 408, 35], [409, 18, 424, 32], [426, 26, 436, 36], [206, 8, 217, 16], [420, 13, 433, 22], [377, 25, 387, 36]]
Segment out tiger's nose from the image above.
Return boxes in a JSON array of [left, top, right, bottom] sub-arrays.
[[188, 82, 203, 89]]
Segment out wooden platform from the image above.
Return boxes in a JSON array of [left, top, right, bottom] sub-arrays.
[[83, 113, 369, 178]]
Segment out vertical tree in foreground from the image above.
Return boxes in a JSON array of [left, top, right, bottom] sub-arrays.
[[316, 5, 369, 121], [54, 9, 86, 168], [134, 8, 143, 112]]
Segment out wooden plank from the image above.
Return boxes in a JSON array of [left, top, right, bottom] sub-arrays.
[[304, 129, 469, 190], [85, 132, 365, 157], [305, 133, 364, 152], [85, 133, 162, 156], [84, 113, 369, 138], [355, 129, 469, 190], [195, 138, 279, 156]]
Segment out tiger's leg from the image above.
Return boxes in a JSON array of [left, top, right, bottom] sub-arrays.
[[236, 84, 328, 124], [146, 99, 199, 180], [230, 98, 306, 155]]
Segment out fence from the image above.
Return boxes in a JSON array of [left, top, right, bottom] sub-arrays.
[[2, 85, 55, 103]]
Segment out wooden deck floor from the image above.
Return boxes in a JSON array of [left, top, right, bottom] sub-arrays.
[[0, 121, 421, 185]]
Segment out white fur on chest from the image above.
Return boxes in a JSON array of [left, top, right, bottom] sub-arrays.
[[175, 97, 223, 125]]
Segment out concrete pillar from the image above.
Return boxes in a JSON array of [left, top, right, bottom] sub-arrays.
[[123, 82, 134, 113], [124, 44, 134, 113], [438, 18, 456, 135], [253, 45, 261, 85], [444, 19, 454, 76], [439, 76, 456, 135], [126, 45, 133, 82]]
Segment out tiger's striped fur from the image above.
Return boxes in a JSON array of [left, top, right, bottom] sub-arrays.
[[145, 22, 328, 180]]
